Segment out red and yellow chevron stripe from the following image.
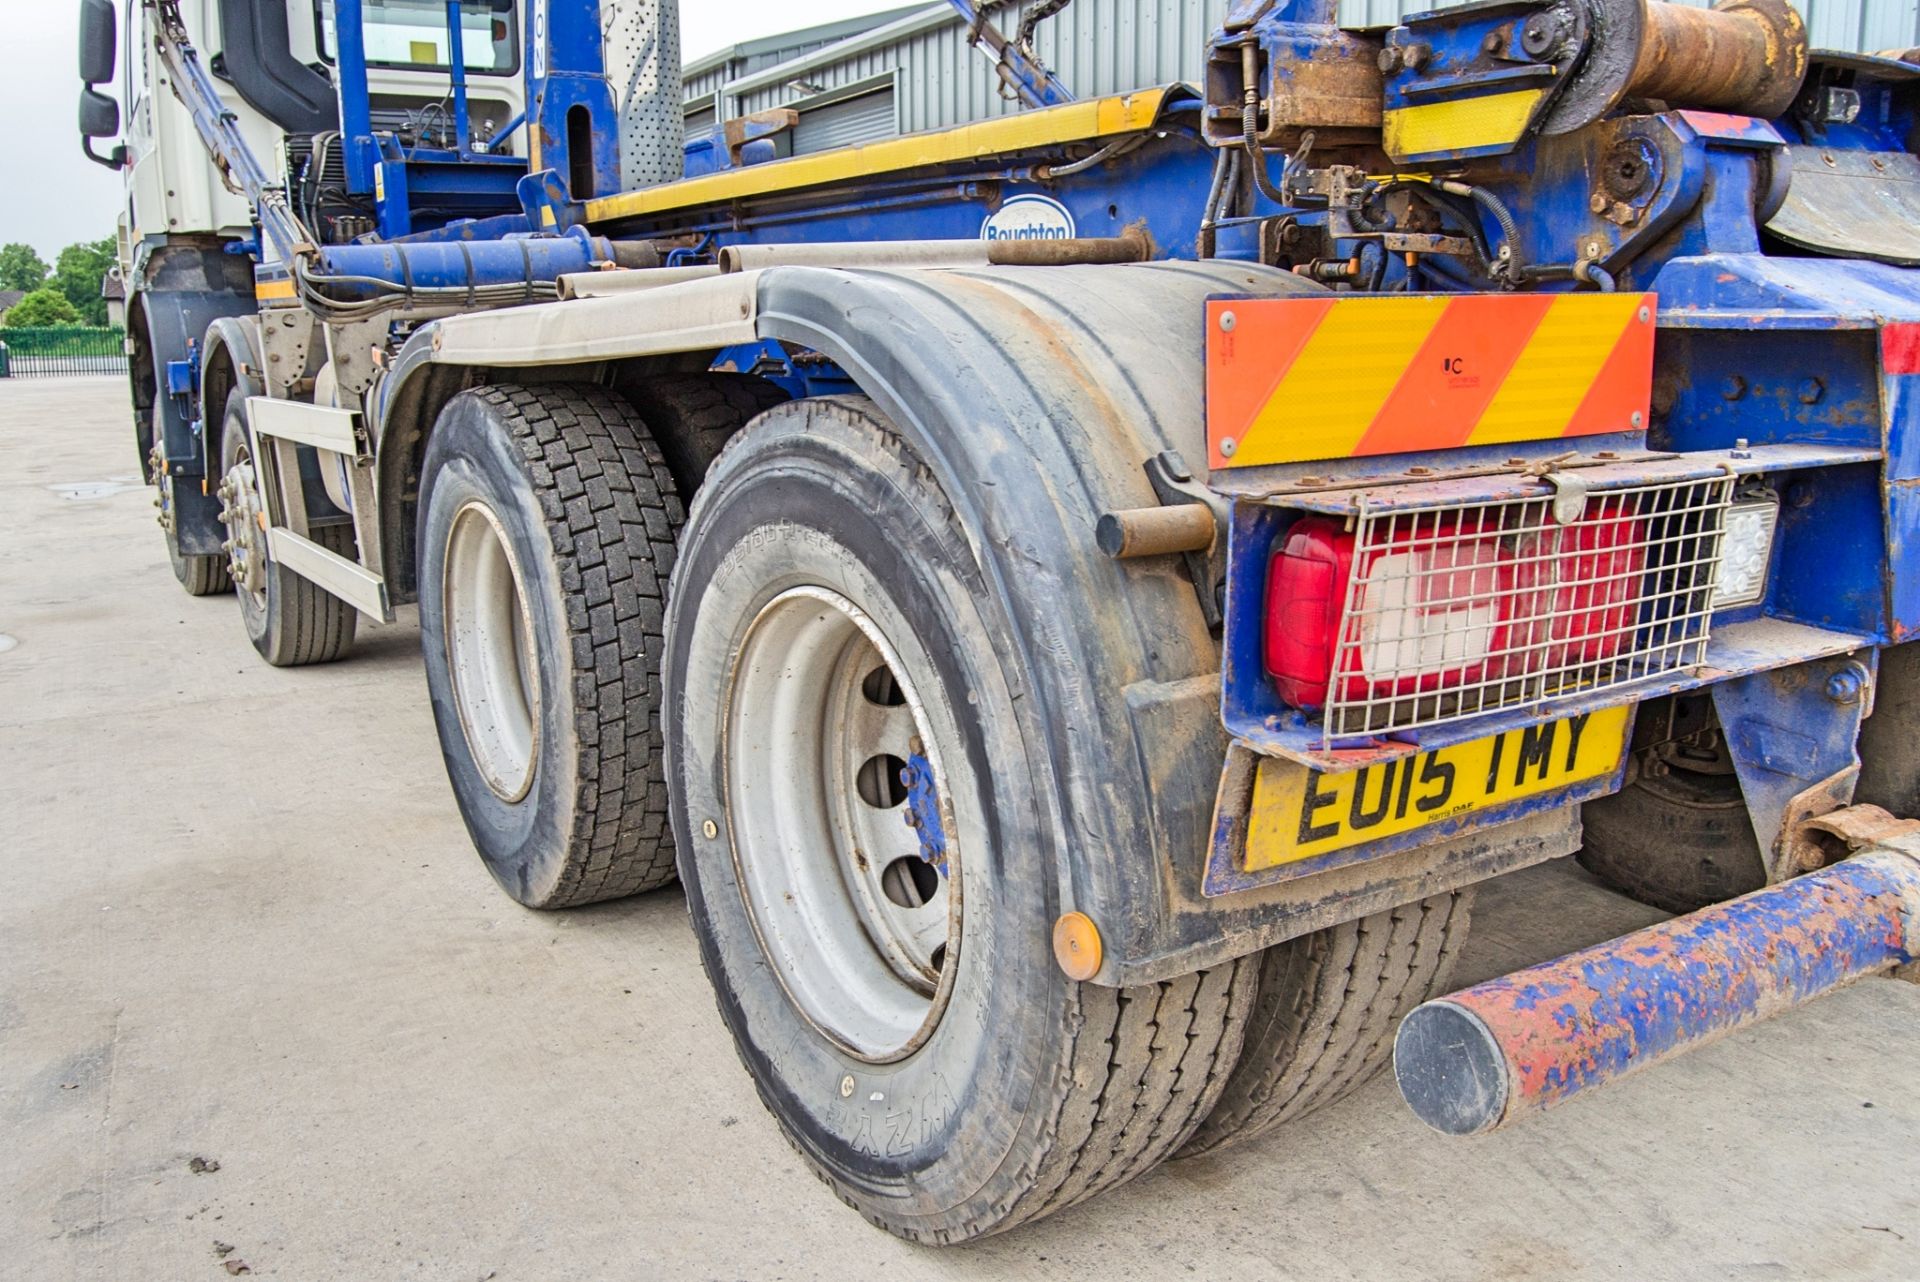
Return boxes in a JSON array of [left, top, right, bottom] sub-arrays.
[[1206, 293, 1656, 470]]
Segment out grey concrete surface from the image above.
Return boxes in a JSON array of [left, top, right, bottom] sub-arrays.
[[4, 376, 1919, 1281]]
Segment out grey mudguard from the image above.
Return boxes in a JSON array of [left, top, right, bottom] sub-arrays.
[[379, 261, 1580, 981]]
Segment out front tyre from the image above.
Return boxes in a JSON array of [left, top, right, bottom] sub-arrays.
[[665, 397, 1255, 1242], [418, 385, 683, 909], [151, 426, 231, 597]]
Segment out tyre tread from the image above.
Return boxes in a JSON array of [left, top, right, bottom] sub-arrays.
[[620, 374, 789, 497], [176, 551, 233, 597], [476, 383, 684, 906], [268, 522, 358, 666], [1577, 769, 1767, 913], [689, 396, 1257, 1242], [1180, 890, 1473, 1157]]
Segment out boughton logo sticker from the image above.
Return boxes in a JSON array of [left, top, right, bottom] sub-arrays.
[[981, 193, 1076, 242]]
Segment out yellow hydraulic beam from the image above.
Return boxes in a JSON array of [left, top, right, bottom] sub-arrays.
[[582, 88, 1173, 224]]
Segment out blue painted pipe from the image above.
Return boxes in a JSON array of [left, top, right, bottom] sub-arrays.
[[1394, 844, 1920, 1136], [311, 228, 639, 298]]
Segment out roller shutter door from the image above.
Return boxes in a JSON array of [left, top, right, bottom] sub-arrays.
[[792, 87, 896, 154]]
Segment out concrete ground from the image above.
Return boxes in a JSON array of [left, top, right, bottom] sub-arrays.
[[4, 376, 1919, 1282]]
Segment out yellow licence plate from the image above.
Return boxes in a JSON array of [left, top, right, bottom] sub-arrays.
[[1245, 706, 1632, 871]]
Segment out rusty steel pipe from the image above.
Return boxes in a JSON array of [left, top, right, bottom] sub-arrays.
[[1394, 841, 1920, 1136], [989, 234, 1151, 266], [1627, 0, 1808, 119], [718, 236, 1149, 274], [1096, 504, 1218, 559]]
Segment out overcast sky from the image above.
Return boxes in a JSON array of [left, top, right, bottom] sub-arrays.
[[0, 1, 914, 262]]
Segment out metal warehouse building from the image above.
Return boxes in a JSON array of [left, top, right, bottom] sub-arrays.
[[683, 0, 1920, 154]]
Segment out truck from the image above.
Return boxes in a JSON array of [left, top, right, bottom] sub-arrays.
[[79, 0, 1920, 1242]]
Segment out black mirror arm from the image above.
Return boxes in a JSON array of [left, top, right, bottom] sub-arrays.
[[83, 138, 129, 170]]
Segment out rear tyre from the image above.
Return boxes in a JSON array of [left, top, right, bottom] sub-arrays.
[[666, 396, 1255, 1242], [218, 392, 358, 666], [1578, 767, 1768, 913], [618, 373, 789, 497], [418, 384, 683, 909], [1181, 890, 1474, 1156]]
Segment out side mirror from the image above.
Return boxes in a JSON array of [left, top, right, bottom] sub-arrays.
[[79, 0, 117, 86], [79, 88, 128, 169], [79, 87, 120, 139]]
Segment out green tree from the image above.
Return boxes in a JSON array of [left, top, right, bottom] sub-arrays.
[[0, 243, 49, 292], [51, 238, 118, 326], [5, 288, 84, 327]]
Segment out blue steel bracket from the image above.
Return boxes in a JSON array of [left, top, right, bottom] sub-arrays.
[[1379, 1, 1576, 165], [517, 170, 579, 232], [945, 0, 1075, 110], [898, 751, 949, 876], [1463, 111, 1780, 294], [1712, 652, 1880, 882], [521, 0, 621, 200], [165, 343, 202, 458]]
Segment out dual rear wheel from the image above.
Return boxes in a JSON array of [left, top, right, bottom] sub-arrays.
[[414, 384, 1475, 1238]]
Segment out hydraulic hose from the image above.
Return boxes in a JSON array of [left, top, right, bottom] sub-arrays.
[[1438, 180, 1522, 276], [1200, 145, 1232, 258], [1045, 134, 1146, 178], [1239, 41, 1293, 206]]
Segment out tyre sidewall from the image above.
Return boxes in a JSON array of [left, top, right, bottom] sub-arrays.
[[418, 391, 583, 907], [667, 401, 1072, 1234]]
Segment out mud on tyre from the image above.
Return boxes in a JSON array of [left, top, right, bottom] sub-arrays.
[[665, 395, 1258, 1242]]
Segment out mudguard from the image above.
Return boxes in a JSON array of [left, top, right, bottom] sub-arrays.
[[128, 243, 257, 556], [751, 263, 1573, 984], [378, 261, 1582, 982]]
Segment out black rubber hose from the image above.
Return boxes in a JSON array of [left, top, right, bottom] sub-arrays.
[[1200, 144, 1232, 258], [1459, 183, 1523, 274], [1239, 41, 1293, 205]]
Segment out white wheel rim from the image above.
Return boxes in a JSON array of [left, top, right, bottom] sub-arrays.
[[444, 500, 541, 803], [723, 587, 960, 1062]]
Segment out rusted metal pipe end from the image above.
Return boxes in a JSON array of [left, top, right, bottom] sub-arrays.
[[1546, 0, 1810, 133], [1394, 845, 1920, 1136], [1095, 503, 1217, 559], [986, 233, 1153, 266], [606, 240, 665, 271], [1630, 0, 1809, 120], [1393, 1000, 1510, 1136]]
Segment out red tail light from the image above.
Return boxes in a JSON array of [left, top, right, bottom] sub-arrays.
[[1264, 517, 1353, 710], [1532, 500, 1646, 667], [1265, 514, 1507, 711], [1264, 502, 1649, 715]]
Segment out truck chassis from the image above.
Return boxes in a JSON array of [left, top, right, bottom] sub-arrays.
[[81, 0, 1920, 1241]]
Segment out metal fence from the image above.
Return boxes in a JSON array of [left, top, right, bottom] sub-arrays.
[[0, 328, 129, 379]]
